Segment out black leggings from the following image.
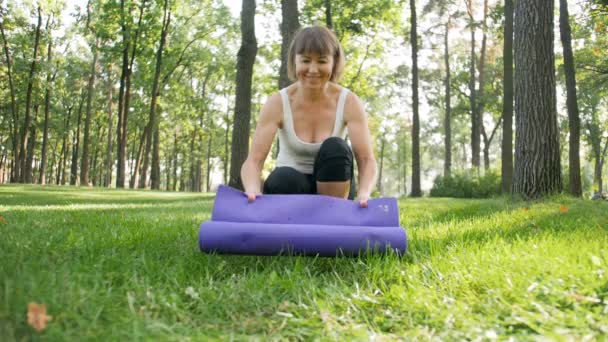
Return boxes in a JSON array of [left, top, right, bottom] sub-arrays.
[[263, 137, 356, 199]]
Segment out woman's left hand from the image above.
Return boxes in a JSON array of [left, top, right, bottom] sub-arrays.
[[356, 194, 369, 208]]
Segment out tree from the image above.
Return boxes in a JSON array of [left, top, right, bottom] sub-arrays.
[[18, 6, 42, 183], [501, 0, 514, 193], [409, 0, 421, 197], [559, 0, 582, 197], [228, 0, 257, 190], [513, 0, 562, 198], [279, 0, 299, 90]]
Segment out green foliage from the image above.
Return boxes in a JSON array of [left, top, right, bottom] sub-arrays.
[[430, 170, 501, 198]]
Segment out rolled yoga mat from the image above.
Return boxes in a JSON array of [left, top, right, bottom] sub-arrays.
[[199, 185, 408, 256]]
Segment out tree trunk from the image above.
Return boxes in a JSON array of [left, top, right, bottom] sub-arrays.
[[206, 128, 213, 192], [115, 0, 130, 188], [144, 0, 170, 190], [25, 106, 39, 183], [410, 0, 421, 197], [228, 0, 258, 190], [559, 0, 582, 197], [466, 0, 480, 170], [71, 92, 86, 185], [443, 17, 451, 177], [80, 38, 99, 186], [104, 64, 114, 187], [1, 20, 20, 182], [279, 0, 300, 90], [324, 0, 333, 29], [19, 7, 43, 183], [501, 0, 514, 193], [513, 0, 562, 198], [133, 125, 149, 188], [478, 0, 490, 171], [58, 104, 73, 185], [39, 35, 54, 185], [172, 130, 179, 191], [377, 136, 385, 195]]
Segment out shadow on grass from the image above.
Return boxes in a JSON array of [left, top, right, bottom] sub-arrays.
[[0, 184, 216, 206]]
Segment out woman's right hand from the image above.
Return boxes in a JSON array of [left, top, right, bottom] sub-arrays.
[[245, 192, 259, 203]]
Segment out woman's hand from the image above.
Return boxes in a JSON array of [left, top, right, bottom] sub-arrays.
[[356, 193, 369, 208], [245, 191, 261, 203]]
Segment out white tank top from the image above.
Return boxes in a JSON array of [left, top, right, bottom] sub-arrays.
[[275, 87, 349, 174]]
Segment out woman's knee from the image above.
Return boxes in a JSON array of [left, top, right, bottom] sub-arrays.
[[315, 137, 353, 182], [263, 167, 313, 194]]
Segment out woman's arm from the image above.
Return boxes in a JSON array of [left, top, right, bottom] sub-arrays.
[[240, 93, 282, 201], [344, 92, 377, 207]]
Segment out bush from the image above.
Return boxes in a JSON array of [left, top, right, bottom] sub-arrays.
[[430, 170, 501, 198]]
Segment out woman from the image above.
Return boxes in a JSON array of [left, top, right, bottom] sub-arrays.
[[240, 26, 377, 207]]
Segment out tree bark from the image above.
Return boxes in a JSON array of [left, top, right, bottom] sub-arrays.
[[478, 0, 490, 170], [325, 0, 333, 29], [279, 0, 300, 90], [559, 0, 582, 197], [19, 7, 43, 183], [228, 0, 258, 190], [443, 17, 451, 177], [501, 0, 514, 193], [115, 0, 130, 188], [71, 92, 86, 185], [513, 0, 562, 198], [410, 0, 421, 197], [80, 38, 99, 186], [39, 33, 54, 185], [0, 20, 20, 182], [466, 0, 480, 170], [58, 105, 73, 185], [377, 136, 385, 195], [25, 106, 39, 183], [104, 64, 114, 187]]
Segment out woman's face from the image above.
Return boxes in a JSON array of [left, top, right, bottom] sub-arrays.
[[295, 52, 334, 88]]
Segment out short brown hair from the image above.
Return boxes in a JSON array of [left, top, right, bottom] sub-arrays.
[[287, 26, 345, 82]]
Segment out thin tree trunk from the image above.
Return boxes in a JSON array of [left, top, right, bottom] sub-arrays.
[[104, 64, 114, 187], [19, 7, 43, 183], [1, 19, 20, 182], [228, 0, 258, 190], [513, 0, 562, 198], [466, 0, 480, 170], [80, 38, 99, 186], [172, 130, 179, 191], [478, 0, 490, 170], [410, 0, 421, 197], [279, 0, 300, 90], [377, 136, 385, 195], [58, 105, 73, 185], [25, 106, 39, 183], [133, 125, 148, 188], [71, 92, 86, 185], [501, 0, 514, 193], [115, 0, 130, 188], [39, 34, 54, 185], [206, 127, 213, 192], [559, 0, 582, 196], [443, 17, 451, 177], [324, 0, 333, 29], [144, 0, 170, 190]]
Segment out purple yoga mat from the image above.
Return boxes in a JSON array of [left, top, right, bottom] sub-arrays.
[[199, 185, 407, 256]]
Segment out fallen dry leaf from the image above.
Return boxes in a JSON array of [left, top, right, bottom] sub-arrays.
[[0, 216, 7, 224], [559, 205, 569, 213], [27, 302, 52, 332], [523, 207, 530, 212]]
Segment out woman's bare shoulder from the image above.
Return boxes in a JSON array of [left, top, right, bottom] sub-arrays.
[[343, 90, 366, 121]]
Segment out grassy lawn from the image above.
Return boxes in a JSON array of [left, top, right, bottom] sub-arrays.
[[1, 185, 607, 340]]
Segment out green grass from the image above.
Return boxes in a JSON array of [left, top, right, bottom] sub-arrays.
[[1, 185, 607, 340]]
